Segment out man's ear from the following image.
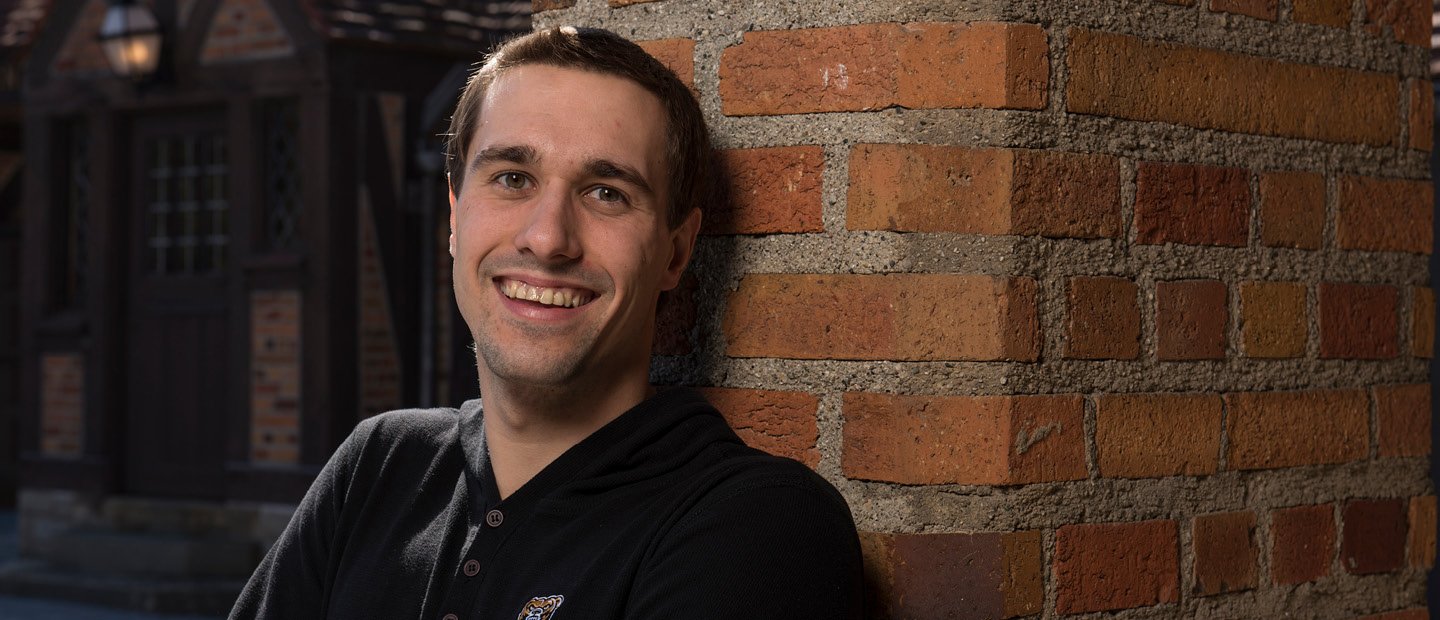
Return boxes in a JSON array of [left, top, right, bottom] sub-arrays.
[[447, 179, 457, 257], [660, 207, 701, 291]]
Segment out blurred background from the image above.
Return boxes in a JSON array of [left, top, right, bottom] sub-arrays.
[[0, 0, 528, 616]]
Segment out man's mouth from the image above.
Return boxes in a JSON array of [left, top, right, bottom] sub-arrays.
[[498, 277, 595, 308]]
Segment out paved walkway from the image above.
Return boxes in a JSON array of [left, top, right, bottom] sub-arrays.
[[0, 512, 222, 620]]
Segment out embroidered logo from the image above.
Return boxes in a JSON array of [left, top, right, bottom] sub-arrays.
[[517, 595, 564, 620]]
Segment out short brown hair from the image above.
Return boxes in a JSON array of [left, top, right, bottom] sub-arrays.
[[445, 26, 715, 229]]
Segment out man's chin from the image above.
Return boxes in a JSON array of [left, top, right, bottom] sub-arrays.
[[476, 343, 588, 390]]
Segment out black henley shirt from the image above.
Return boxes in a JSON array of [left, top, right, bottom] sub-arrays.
[[228, 388, 864, 619]]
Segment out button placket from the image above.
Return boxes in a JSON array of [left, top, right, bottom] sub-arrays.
[[485, 509, 504, 527]]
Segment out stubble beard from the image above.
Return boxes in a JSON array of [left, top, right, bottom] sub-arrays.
[[472, 318, 602, 391]]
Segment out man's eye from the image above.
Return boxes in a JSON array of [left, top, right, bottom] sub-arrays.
[[588, 186, 625, 203], [496, 173, 529, 190]]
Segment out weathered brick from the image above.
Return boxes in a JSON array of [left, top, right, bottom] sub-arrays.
[[848, 145, 1121, 238], [1271, 504, 1335, 584], [1364, 0, 1431, 46], [1337, 176, 1434, 255], [862, 530, 1041, 619], [1068, 28, 1398, 145], [1259, 171, 1325, 249], [1156, 280, 1229, 360], [1413, 287, 1435, 357], [1293, 0, 1351, 26], [1065, 277, 1140, 359], [635, 38, 695, 88], [1374, 383, 1430, 457], [1135, 162, 1249, 247], [1319, 282, 1399, 359], [711, 146, 824, 234], [1054, 520, 1180, 614], [1224, 389, 1369, 470], [724, 274, 1038, 361], [531, 0, 576, 12], [652, 273, 696, 355], [1240, 281, 1308, 358], [1410, 80, 1433, 151], [1341, 499, 1408, 575], [720, 22, 1046, 115], [842, 392, 1086, 485], [1193, 511, 1259, 596], [1095, 393, 1222, 478], [1210, 0, 1278, 20], [697, 387, 819, 467], [1409, 496, 1437, 568]]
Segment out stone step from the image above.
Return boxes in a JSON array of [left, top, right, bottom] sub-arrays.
[[42, 530, 260, 578], [0, 559, 241, 616]]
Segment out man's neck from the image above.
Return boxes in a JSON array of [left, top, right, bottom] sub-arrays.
[[478, 366, 652, 500]]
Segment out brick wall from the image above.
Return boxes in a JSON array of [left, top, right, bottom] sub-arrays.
[[538, 0, 1432, 616], [358, 192, 402, 418], [250, 290, 302, 464], [39, 353, 83, 458], [199, 0, 295, 64]]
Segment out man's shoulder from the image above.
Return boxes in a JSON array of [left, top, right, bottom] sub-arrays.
[[344, 403, 469, 457], [686, 443, 853, 524]]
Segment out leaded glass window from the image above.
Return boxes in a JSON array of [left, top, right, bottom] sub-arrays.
[[51, 117, 89, 308], [261, 99, 300, 250], [145, 133, 228, 275]]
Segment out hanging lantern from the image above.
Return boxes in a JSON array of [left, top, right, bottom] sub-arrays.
[[97, 0, 162, 79]]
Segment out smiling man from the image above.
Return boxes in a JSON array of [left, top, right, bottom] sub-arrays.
[[229, 26, 863, 620]]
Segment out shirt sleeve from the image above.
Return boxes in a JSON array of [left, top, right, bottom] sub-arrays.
[[227, 419, 374, 620], [625, 480, 865, 620]]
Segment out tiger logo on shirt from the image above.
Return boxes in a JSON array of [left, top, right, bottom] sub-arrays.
[[517, 595, 564, 620]]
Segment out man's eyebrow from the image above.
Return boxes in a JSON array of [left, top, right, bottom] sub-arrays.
[[470, 145, 537, 172], [585, 159, 654, 197]]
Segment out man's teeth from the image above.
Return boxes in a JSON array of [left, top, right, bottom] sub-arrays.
[[502, 280, 592, 308]]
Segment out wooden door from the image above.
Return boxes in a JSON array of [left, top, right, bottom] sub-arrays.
[[125, 112, 231, 498]]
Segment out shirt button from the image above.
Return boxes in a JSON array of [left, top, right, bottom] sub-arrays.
[[442, 615, 459, 620], [463, 559, 481, 577], [486, 509, 504, 527]]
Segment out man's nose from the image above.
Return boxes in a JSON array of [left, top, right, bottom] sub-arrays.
[[513, 186, 582, 262]]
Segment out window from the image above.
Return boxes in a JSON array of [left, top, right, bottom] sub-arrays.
[[50, 117, 89, 308], [261, 98, 300, 251], [145, 133, 228, 275]]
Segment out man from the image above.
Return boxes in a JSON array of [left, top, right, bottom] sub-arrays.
[[230, 26, 863, 620]]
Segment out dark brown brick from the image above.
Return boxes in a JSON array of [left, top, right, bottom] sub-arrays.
[[1271, 504, 1335, 584], [1065, 277, 1140, 359], [862, 531, 1041, 619], [1341, 499, 1408, 575], [1193, 511, 1259, 596], [1156, 280, 1228, 360], [1319, 282, 1399, 359], [1136, 163, 1249, 247], [1054, 520, 1180, 614]]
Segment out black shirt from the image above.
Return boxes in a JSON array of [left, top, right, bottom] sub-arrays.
[[228, 388, 864, 620]]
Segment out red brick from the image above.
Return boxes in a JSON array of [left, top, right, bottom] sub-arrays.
[[848, 145, 1121, 238], [697, 387, 819, 467], [1095, 393, 1223, 478], [1067, 28, 1398, 145], [1359, 610, 1430, 620], [1410, 80, 1433, 151], [1320, 282, 1400, 359], [1224, 389, 1369, 470], [1409, 496, 1436, 568], [842, 392, 1086, 485], [1156, 280, 1229, 360], [720, 22, 1046, 116], [1193, 511, 1259, 596], [1136, 163, 1249, 247], [862, 530, 1041, 619], [1259, 171, 1325, 250], [1375, 383, 1431, 457], [1414, 287, 1435, 357], [1065, 277, 1140, 359], [652, 273, 695, 356], [1341, 499, 1408, 574], [1240, 281, 1308, 358], [1210, 0, 1278, 20], [1271, 504, 1336, 584], [710, 146, 823, 234], [723, 274, 1038, 361], [635, 38, 695, 88], [1293, 0, 1351, 26], [1364, 0, 1431, 46], [1054, 520, 1180, 614], [1337, 176, 1433, 254]]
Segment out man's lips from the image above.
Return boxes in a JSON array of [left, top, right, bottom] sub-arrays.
[[496, 276, 596, 309]]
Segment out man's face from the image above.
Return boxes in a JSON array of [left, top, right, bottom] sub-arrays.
[[449, 64, 699, 391]]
